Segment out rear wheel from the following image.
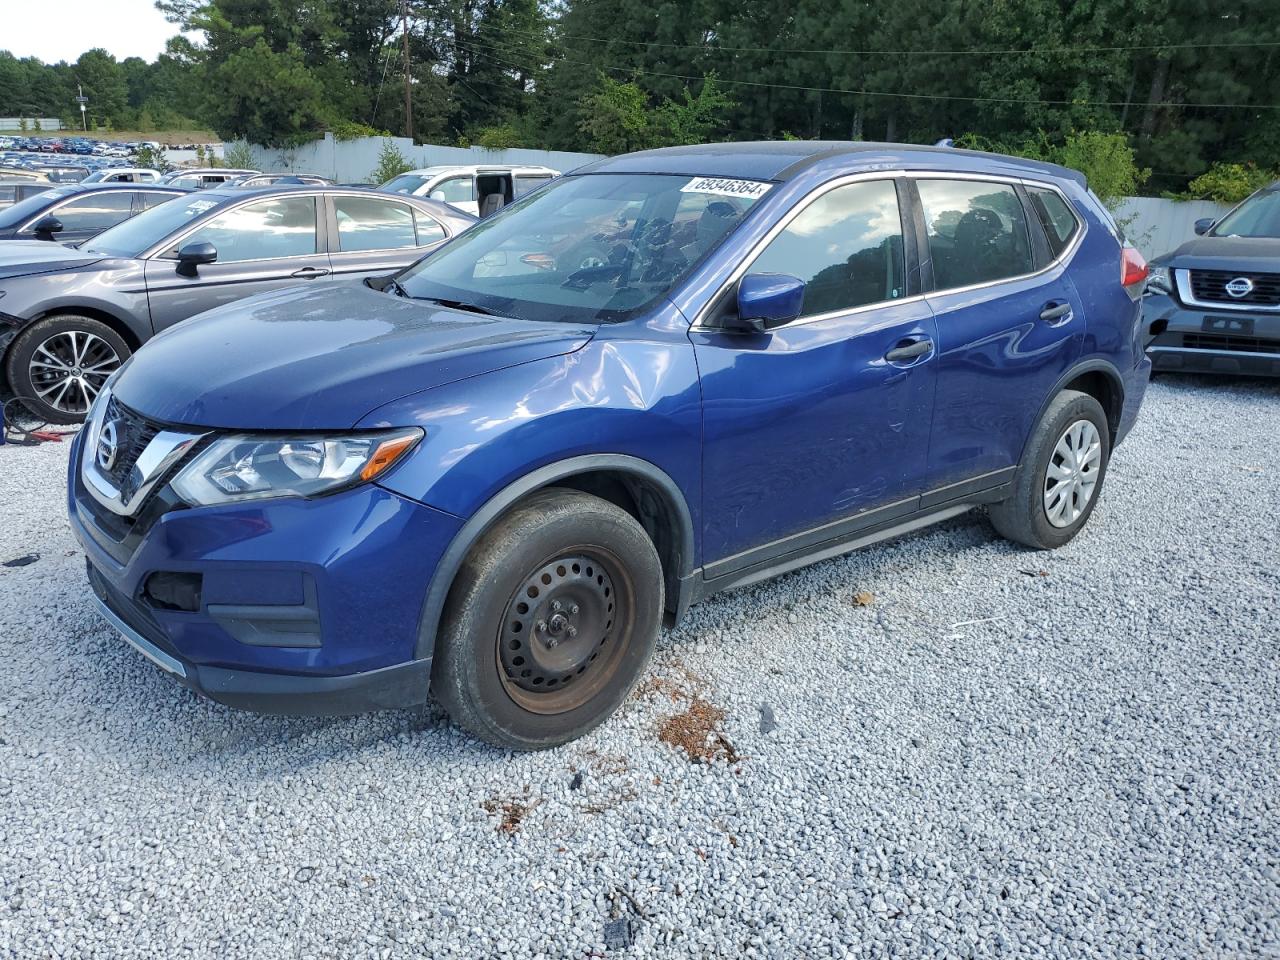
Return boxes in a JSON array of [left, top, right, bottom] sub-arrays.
[[989, 390, 1110, 550], [5, 315, 129, 424], [432, 488, 663, 750]]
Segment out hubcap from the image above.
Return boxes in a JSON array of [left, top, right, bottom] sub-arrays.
[[27, 330, 121, 417], [498, 553, 624, 714], [1043, 419, 1102, 528]]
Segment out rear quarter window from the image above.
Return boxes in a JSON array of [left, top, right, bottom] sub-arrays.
[[1028, 186, 1082, 257]]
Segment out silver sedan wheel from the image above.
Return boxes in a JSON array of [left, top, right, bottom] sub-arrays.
[[28, 330, 121, 417], [1042, 419, 1102, 528]]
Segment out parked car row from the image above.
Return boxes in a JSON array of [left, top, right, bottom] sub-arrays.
[[0, 186, 473, 420], [0, 135, 159, 157]]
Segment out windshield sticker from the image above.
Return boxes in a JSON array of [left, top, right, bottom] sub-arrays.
[[184, 199, 218, 215], [680, 177, 772, 200]]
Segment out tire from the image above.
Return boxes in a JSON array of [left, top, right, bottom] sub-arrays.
[[5, 315, 130, 425], [432, 487, 664, 750], [989, 389, 1111, 550]]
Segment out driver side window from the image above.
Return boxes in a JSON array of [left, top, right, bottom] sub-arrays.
[[748, 179, 906, 319], [433, 177, 474, 203], [177, 196, 318, 263]]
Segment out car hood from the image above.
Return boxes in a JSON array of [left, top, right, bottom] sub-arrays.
[[1158, 234, 1280, 270], [0, 240, 105, 280], [112, 282, 596, 430]]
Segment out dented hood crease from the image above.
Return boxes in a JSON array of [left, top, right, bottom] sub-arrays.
[[112, 282, 596, 429]]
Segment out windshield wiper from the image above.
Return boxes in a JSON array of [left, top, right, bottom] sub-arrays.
[[417, 295, 499, 317]]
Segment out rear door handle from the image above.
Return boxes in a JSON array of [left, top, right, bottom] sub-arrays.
[[1040, 301, 1073, 325], [884, 337, 933, 364], [291, 266, 331, 279]]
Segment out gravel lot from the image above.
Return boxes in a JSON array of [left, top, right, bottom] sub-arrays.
[[1, 374, 1278, 960]]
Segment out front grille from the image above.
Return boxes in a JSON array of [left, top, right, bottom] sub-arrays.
[[1183, 333, 1280, 354], [99, 395, 161, 497], [1188, 269, 1280, 307]]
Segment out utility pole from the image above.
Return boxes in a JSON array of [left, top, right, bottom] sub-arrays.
[[401, 0, 413, 141], [75, 83, 88, 131]]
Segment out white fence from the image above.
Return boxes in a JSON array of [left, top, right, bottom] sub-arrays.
[[0, 118, 63, 131], [1112, 196, 1232, 260], [247, 133, 601, 185]]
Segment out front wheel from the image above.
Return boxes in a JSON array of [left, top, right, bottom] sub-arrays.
[[989, 389, 1111, 550], [5, 315, 130, 424], [432, 488, 664, 750]]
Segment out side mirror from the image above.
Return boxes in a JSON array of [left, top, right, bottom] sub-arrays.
[[429, 190, 447, 202], [1193, 217, 1215, 236], [176, 241, 217, 276], [32, 214, 63, 239], [728, 273, 806, 332]]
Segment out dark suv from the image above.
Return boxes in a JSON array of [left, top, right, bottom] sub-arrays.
[[68, 142, 1150, 750], [1145, 181, 1280, 376]]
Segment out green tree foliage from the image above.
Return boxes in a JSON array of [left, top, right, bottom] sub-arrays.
[[370, 138, 413, 184], [1, 0, 1277, 194], [577, 74, 735, 154], [961, 130, 1150, 205], [133, 145, 172, 173], [222, 140, 257, 168], [1184, 162, 1280, 203]]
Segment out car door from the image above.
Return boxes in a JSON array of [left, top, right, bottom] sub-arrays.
[[690, 177, 939, 573], [143, 193, 330, 332], [324, 193, 449, 280], [26, 189, 136, 244], [913, 176, 1084, 492], [427, 175, 477, 217]]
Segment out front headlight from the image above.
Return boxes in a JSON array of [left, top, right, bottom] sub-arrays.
[[1145, 266, 1172, 295], [170, 428, 423, 507]]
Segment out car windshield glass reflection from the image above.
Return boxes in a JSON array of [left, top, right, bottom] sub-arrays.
[[81, 194, 226, 258], [1212, 188, 1280, 238], [397, 173, 768, 323]]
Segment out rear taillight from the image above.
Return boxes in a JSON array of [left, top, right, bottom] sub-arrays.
[[1121, 246, 1148, 289]]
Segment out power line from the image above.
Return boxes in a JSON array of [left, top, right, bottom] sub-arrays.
[[499, 24, 1280, 58], [453, 34, 1280, 111]]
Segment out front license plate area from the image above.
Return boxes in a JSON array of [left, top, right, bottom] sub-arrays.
[[1202, 315, 1254, 335]]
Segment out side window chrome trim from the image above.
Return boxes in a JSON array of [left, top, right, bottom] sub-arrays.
[[331, 195, 431, 254], [143, 192, 326, 264], [690, 169, 1088, 329], [909, 172, 1087, 299], [690, 170, 911, 330], [16, 190, 134, 233]]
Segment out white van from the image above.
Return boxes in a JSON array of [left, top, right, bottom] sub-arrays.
[[380, 164, 559, 217], [81, 168, 162, 184]]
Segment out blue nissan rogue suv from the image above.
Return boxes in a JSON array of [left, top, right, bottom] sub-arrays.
[[67, 142, 1151, 749]]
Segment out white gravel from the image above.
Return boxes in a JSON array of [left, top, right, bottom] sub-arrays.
[[1, 374, 1278, 959]]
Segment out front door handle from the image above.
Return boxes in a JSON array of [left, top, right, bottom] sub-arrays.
[[1040, 301, 1073, 325], [884, 337, 933, 364], [291, 266, 331, 279]]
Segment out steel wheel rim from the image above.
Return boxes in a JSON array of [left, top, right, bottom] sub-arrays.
[[27, 330, 121, 416], [497, 547, 631, 715], [1043, 418, 1102, 528]]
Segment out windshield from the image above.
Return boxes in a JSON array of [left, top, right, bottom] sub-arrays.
[[382, 174, 430, 195], [0, 187, 75, 228], [1212, 188, 1280, 238], [397, 173, 768, 323], [83, 194, 225, 258]]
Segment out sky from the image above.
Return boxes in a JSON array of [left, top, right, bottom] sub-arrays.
[[1, 0, 188, 64]]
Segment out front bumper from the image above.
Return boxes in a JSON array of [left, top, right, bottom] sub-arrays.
[[1143, 293, 1280, 377], [67, 430, 464, 715]]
